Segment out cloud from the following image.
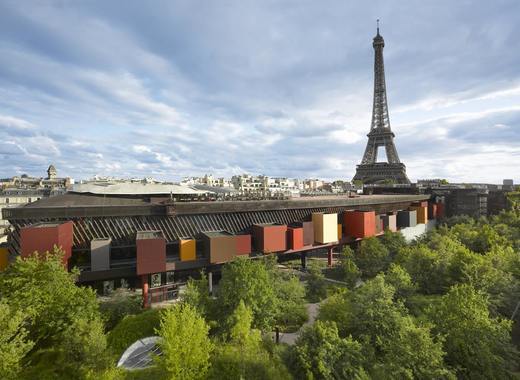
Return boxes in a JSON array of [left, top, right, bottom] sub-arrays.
[[0, 1, 518, 183]]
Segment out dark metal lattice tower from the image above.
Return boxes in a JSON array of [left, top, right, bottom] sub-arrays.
[[353, 21, 410, 184]]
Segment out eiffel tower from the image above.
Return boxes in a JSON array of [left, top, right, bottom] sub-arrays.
[[353, 21, 410, 184]]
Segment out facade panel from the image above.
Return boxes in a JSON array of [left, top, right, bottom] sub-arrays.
[[136, 231, 166, 276], [20, 221, 73, 265], [179, 238, 196, 261], [411, 206, 428, 224], [397, 210, 417, 228], [202, 232, 237, 264], [235, 234, 251, 256], [343, 210, 376, 239], [252, 224, 287, 253], [287, 227, 304, 250], [428, 203, 437, 220], [380, 214, 397, 232], [312, 213, 338, 244], [90, 238, 111, 271]]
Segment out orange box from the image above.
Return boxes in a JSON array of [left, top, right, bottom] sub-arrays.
[[337, 224, 342, 240], [179, 238, 196, 261], [411, 206, 428, 224], [343, 210, 376, 239], [287, 227, 304, 250]]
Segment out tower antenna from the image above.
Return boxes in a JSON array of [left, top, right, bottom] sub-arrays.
[[377, 19, 380, 34]]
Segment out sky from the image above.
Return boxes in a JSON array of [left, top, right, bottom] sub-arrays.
[[0, 1, 519, 184]]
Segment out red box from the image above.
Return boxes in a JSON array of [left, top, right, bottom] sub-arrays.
[[252, 224, 287, 253], [287, 227, 304, 250], [20, 221, 73, 265], [235, 234, 251, 256], [428, 203, 437, 219], [436, 203, 445, 219], [136, 231, 166, 275], [343, 210, 376, 239]]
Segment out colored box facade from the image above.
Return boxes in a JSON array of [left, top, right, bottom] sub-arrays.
[[343, 210, 376, 239], [291, 221, 314, 246], [252, 224, 287, 253], [337, 224, 343, 240], [411, 206, 428, 224], [202, 231, 237, 264], [287, 227, 304, 250], [90, 238, 111, 271], [20, 221, 73, 265], [136, 231, 166, 276], [0, 247, 8, 271], [235, 234, 251, 256], [375, 216, 383, 234], [397, 210, 417, 228], [428, 203, 437, 220], [436, 203, 445, 219], [179, 238, 196, 261], [380, 214, 397, 232], [312, 213, 338, 244]]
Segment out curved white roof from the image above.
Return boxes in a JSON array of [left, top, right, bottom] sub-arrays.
[[72, 181, 210, 195]]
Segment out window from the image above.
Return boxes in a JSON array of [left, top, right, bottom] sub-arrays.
[[151, 273, 162, 288], [166, 271, 175, 284]]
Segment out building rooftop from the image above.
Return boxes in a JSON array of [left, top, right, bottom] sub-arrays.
[[72, 181, 209, 196], [136, 231, 164, 240]]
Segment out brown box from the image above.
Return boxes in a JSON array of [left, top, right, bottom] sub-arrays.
[[136, 231, 166, 276], [202, 231, 237, 264], [235, 234, 251, 256], [20, 221, 74, 265]]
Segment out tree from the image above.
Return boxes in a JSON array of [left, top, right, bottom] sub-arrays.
[[217, 257, 278, 331], [384, 263, 416, 300], [379, 229, 407, 258], [305, 262, 328, 302], [339, 246, 361, 288], [428, 284, 519, 379], [182, 271, 214, 321], [317, 289, 352, 337], [354, 237, 390, 277], [0, 302, 34, 380], [156, 303, 213, 380], [289, 321, 369, 380], [274, 275, 308, 330], [0, 248, 100, 347], [0, 248, 108, 378], [208, 301, 291, 380]]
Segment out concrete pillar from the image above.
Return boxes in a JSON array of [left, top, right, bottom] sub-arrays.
[[327, 247, 333, 267], [300, 253, 307, 269], [141, 275, 149, 309], [208, 271, 213, 294]]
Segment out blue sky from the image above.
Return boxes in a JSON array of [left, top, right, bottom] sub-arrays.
[[0, 1, 519, 183]]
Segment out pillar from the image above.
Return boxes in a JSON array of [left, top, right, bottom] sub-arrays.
[[327, 247, 333, 267], [141, 275, 149, 309], [300, 253, 307, 270], [208, 271, 213, 295]]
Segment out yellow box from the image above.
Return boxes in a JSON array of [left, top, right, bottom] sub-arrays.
[[179, 239, 196, 261], [410, 206, 428, 224], [0, 247, 8, 271], [338, 224, 342, 240], [312, 213, 338, 244]]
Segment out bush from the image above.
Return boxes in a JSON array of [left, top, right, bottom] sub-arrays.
[[99, 289, 142, 331], [107, 309, 162, 357]]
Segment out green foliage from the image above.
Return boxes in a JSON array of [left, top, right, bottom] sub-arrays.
[[99, 289, 142, 331], [384, 263, 416, 300], [0, 248, 110, 378], [428, 284, 519, 379], [449, 222, 509, 253], [0, 301, 34, 380], [354, 237, 390, 277], [107, 309, 162, 357], [317, 289, 352, 337], [216, 257, 278, 331], [379, 229, 407, 258], [0, 248, 100, 348], [305, 262, 329, 302], [339, 246, 361, 288], [289, 320, 369, 380], [182, 271, 214, 321], [208, 301, 291, 380], [156, 303, 213, 380], [275, 275, 308, 331]]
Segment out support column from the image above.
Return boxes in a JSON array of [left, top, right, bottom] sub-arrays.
[[141, 275, 149, 309], [300, 253, 307, 270], [208, 271, 213, 295], [327, 247, 333, 267]]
